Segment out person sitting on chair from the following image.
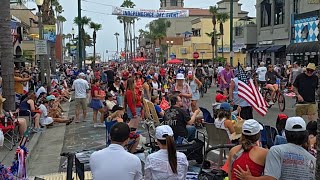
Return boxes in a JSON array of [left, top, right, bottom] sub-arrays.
[[163, 95, 200, 144], [18, 91, 42, 133], [151, 95, 164, 118], [145, 125, 188, 180]]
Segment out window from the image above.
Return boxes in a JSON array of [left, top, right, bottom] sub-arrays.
[[274, 0, 285, 25], [235, 26, 244, 36], [170, 0, 178, 6], [293, 0, 299, 14], [261, 0, 271, 27]]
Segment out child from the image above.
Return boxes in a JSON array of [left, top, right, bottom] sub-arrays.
[[212, 92, 227, 119]]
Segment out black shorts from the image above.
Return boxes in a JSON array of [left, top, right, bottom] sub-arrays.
[[240, 106, 253, 120]]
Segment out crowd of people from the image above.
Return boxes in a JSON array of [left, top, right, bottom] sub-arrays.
[[0, 60, 318, 179]]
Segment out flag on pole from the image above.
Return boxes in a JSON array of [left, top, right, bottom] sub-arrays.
[[237, 63, 268, 116]]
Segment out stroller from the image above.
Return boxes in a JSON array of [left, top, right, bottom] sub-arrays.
[[198, 144, 235, 180]]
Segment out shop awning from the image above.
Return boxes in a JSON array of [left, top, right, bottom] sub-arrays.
[[265, 45, 286, 53], [254, 46, 270, 53], [286, 42, 320, 55]]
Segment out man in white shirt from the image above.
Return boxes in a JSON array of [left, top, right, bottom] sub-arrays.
[[90, 122, 142, 180], [255, 62, 267, 84], [72, 73, 89, 123]]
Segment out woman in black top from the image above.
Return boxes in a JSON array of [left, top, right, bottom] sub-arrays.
[[108, 77, 125, 106]]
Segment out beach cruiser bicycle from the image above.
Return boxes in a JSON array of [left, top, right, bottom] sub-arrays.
[[263, 79, 287, 112]]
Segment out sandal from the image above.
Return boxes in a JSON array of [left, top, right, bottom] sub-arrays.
[[66, 116, 75, 125]]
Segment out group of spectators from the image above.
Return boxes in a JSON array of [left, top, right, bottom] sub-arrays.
[[80, 60, 319, 180]]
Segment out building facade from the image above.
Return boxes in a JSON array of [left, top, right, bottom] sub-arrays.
[[243, 0, 320, 67]]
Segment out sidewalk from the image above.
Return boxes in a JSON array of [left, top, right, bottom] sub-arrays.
[[27, 102, 71, 176]]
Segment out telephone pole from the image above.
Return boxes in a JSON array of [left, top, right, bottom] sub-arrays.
[[230, 0, 234, 66]]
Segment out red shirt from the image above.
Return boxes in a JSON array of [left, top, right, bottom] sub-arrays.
[[160, 68, 166, 76], [91, 85, 99, 98], [125, 89, 142, 116], [94, 71, 100, 80]]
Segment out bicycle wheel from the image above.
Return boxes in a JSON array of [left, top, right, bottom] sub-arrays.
[[278, 93, 286, 112], [264, 91, 272, 108]]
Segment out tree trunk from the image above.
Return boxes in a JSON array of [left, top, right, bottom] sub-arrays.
[[214, 29, 218, 59], [123, 22, 128, 62], [0, 0, 15, 110], [211, 36, 215, 63], [129, 23, 133, 61], [92, 31, 96, 69], [133, 21, 136, 59], [221, 35, 224, 58]]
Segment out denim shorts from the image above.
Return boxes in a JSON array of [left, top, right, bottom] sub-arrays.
[[126, 106, 142, 119]]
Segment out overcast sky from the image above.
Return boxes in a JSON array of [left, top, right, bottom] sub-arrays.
[[26, 0, 256, 60]]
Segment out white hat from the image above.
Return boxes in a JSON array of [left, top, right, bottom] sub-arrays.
[[87, 70, 90, 73], [285, 117, 306, 132], [79, 72, 86, 77], [242, 119, 263, 136], [155, 125, 174, 140], [176, 73, 185, 80]]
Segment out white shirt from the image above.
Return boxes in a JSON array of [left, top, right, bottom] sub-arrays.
[[217, 66, 224, 74], [106, 100, 116, 111], [36, 86, 47, 98], [145, 149, 188, 180], [256, 66, 267, 81], [90, 144, 142, 180], [72, 78, 89, 99]]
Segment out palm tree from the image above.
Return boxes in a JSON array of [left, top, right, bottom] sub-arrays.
[[114, 32, 120, 55], [74, 16, 91, 65], [118, 0, 136, 62], [89, 22, 102, 69], [317, 84, 320, 179], [209, 5, 218, 61], [146, 19, 171, 63], [216, 12, 230, 58], [0, 1, 15, 110]]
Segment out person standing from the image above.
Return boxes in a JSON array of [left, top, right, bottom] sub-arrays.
[[89, 79, 105, 127], [187, 71, 202, 112], [255, 62, 267, 85], [90, 122, 142, 180], [293, 63, 318, 120], [289, 62, 303, 86], [72, 73, 89, 123], [220, 63, 234, 94], [170, 73, 192, 113]]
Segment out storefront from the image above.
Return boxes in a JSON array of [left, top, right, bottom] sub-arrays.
[[287, 10, 320, 66]]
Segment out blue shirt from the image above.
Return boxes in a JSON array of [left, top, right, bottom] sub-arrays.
[[154, 105, 162, 117]]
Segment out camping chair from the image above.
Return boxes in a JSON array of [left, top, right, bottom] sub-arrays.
[[0, 115, 18, 150], [17, 109, 33, 128], [204, 123, 230, 167], [146, 100, 162, 126], [142, 99, 157, 151]]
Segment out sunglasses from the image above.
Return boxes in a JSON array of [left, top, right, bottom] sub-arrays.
[[306, 69, 315, 72]]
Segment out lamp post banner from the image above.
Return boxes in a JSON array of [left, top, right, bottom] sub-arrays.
[[112, 6, 189, 18]]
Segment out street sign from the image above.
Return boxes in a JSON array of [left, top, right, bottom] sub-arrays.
[[155, 48, 160, 52], [193, 52, 199, 59], [35, 40, 48, 55]]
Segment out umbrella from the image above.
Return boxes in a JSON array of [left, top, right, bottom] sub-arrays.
[[133, 57, 145, 62], [167, 59, 183, 64]]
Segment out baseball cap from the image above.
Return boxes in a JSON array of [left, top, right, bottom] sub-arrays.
[[146, 75, 152, 80], [46, 95, 56, 101], [242, 119, 263, 136], [220, 102, 231, 111], [215, 93, 227, 102], [176, 73, 185, 80], [79, 72, 86, 77], [277, 114, 288, 121], [112, 105, 124, 112], [155, 125, 174, 140], [285, 117, 306, 132]]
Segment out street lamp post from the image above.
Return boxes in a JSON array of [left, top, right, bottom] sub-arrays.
[[35, 0, 45, 84], [114, 33, 119, 59], [166, 40, 174, 62]]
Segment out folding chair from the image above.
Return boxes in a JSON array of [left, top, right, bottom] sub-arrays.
[[204, 123, 230, 167], [0, 116, 17, 150], [146, 100, 162, 126], [18, 109, 33, 128]]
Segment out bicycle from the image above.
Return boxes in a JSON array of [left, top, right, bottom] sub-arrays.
[[263, 79, 287, 112]]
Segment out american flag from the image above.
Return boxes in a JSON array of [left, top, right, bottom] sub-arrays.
[[11, 21, 17, 35], [237, 63, 268, 116]]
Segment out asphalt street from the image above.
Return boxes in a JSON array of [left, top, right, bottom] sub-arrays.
[[59, 85, 298, 173]]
